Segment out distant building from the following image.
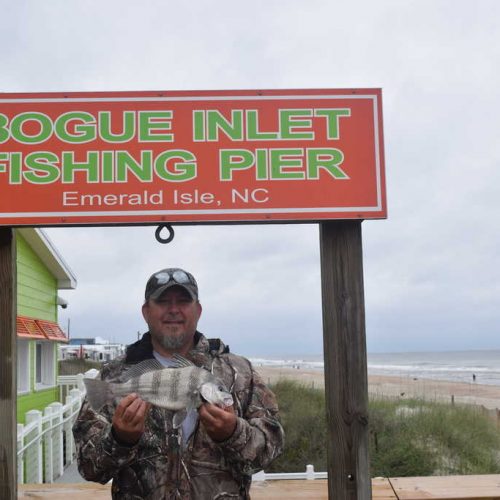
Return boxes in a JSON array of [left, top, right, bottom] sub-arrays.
[[68, 336, 109, 345], [16, 228, 76, 423], [60, 337, 125, 362]]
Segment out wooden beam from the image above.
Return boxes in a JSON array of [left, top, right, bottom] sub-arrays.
[[0, 227, 17, 500], [319, 221, 371, 499]]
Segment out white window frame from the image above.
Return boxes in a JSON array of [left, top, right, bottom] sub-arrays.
[[17, 340, 30, 394], [35, 341, 56, 390]]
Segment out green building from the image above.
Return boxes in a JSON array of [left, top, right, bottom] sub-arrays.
[[16, 228, 76, 423]]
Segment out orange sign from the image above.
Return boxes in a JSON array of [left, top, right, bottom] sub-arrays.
[[0, 89, 386, 226]]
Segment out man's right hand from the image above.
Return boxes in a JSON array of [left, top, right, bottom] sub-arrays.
[[112, 393, 150, 445]]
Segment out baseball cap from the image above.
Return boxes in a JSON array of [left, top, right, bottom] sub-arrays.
[[145, 268, 199, 301]]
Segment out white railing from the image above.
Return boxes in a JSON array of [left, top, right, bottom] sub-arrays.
[[17, 388, 85, 484], [17, 370, 99, 484], [252, 464, 327, 481], [58, 373, 86, 402]]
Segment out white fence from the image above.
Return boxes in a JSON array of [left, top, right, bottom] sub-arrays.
[[58, 373, 87, 401], [17, 374, 89, 484], [253, 464, 327, 481]]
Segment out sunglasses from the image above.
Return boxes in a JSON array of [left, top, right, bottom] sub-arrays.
[[154, 269, 196, 287]]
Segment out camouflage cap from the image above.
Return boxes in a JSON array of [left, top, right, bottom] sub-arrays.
[[145, 268, 199, 302]]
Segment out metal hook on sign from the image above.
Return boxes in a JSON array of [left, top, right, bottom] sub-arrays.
[[155, 224, 175, 244]]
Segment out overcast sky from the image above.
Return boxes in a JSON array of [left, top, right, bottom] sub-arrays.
[[3, 1, 499, 356]]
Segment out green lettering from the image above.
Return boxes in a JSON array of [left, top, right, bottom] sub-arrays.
[[101, 151, 114, 182], [9, 153, 22, 184], [219, 149, 255, 180], [55, 112, 96, 143], [24, 152, 60, 184], [193, 110, 205, 141], [270, 149, 304, 179], [314, 109, 351, 139], [61, 152, 99, 183], [116, 151, 152, 182], [154, 150, 196, 181], [255, 149, 268, 180], [0, 153, 7, 174], [139, 111, 173, 142], [0, 152, 9, 178], [246, 111, 279, 140], [280, 110, 314, 139], [11, 112, 52, 144], [0, 114, 9, 143], [207, 110, 243, 141], [307, 148, 347, 179], [99, 111, 135, 143]]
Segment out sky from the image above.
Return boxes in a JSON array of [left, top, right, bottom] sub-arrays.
[[2, 1, 499, 356]]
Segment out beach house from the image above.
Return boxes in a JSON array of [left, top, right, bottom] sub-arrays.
[[16, 228, 77, 423]]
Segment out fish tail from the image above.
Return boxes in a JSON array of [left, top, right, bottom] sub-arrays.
[[84, 377, 111, 410]]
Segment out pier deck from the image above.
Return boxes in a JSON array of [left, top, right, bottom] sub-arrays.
[[18, 474, 500, 499]]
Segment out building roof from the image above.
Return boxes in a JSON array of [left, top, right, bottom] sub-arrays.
[[17, 228, 77, 289]]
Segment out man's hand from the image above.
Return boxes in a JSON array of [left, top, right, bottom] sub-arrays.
[[112, 393, 150, 445], [199, 403, 237, 442]]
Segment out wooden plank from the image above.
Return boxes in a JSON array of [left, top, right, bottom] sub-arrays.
[[373, 478, 398, 499], [18, 484, 111, 499], [319, 221, 371, 499], [0, 227, 17, 500], [19, 476, 500, 499], [251, 479, 329, 499], [18, 479, 397, 499], [390, 474, 500, 499]]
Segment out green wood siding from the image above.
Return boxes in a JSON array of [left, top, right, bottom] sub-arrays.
[[16, 233, 57, 322], [17, 342, 59, 424], [16, 234, 61, 423], [17, 388, 59, 424]]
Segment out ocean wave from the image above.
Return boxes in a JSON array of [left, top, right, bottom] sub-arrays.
[[249, 353, 500, 386]]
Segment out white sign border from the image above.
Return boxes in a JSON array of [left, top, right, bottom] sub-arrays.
[[0, 93, 384, 220]]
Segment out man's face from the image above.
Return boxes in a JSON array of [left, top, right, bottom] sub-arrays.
[[142, 286, 202, 354]]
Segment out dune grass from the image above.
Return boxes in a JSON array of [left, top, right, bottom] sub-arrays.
[[268, 380, 500, 477]]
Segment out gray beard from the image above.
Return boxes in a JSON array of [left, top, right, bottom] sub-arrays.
[[152, 330, 190, 351]]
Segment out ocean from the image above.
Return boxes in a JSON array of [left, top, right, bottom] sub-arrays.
[[249, 350, 500, 386]]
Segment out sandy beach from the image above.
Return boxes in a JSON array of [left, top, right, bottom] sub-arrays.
[[256, 366, 500, 410]]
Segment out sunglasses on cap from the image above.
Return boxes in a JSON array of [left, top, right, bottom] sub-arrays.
[[155, 269, 196, 287], [145, 268, 198, 301]]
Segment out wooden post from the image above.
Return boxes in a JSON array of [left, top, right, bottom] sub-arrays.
[[319, 221, 371, 499], [0, 227, 17, 500]]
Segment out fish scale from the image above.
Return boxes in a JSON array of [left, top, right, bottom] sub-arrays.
[[168, 369, 181, 407], [84, 357, 234, 415], [151, 370, 162, 397]]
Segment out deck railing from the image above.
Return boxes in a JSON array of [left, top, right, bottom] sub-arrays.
[[17, 387, 85, 484], [16, 370, 99, 484], [252, 465, 327, 481]]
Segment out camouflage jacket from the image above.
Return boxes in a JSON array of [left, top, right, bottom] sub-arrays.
[[73, 331, 284, 499]]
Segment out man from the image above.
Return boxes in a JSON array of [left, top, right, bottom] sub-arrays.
[[73, 268, 284, 499]]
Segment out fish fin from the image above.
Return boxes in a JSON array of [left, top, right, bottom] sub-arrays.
[[172, 353, 194, 367], [84, 378, 112, 410], [121, 358, 164, 382], [172, 409, 188, 429]]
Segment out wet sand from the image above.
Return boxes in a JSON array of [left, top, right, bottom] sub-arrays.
[[256, 366, 500, 410]]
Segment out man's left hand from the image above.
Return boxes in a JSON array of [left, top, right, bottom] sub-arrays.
[[199, 403, 237, 442]]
